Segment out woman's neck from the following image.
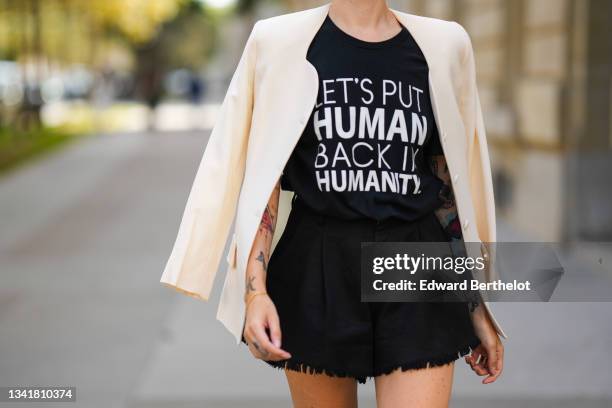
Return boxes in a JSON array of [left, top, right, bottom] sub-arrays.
[[328, 0, 401, 42]]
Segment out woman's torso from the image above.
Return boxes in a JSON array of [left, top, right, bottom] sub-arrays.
[[280, 14, 444, 222]]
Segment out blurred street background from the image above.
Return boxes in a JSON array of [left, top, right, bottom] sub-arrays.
[[0, 0, 611, 407]]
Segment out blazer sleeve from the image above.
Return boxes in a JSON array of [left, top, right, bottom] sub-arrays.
[[456, 23, 508, 340], [455, 24, 496, 246], [159, 22, 260, 301]]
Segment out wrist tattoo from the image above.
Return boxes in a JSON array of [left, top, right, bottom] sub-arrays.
[[246, 275, 256, 293]]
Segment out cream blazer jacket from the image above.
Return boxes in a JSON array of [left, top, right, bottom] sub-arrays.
[[160, 2, 508, 343]]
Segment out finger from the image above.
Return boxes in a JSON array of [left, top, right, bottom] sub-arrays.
[[483, 344, 504, 384], [471, 349, 490, 376], [468, 361, 488, 376], [482, 346, 500, 384], [267, 312, 283, 349], [252, 325, 291, 360], [487, 349, 498, 374], [467, 347, 481, 362], [497, 343, 504, 373], [467, 348, 481, 364], [473, 363, 489, 376], [465, 349, 481, 370], [483, 371, 500, 384]]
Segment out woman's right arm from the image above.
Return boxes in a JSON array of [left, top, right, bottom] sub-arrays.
[[242, 180, 292, 361]]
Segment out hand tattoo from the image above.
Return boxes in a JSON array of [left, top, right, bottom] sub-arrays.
[[252, 341, 268, 357]]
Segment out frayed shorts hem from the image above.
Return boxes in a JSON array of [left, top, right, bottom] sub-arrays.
[[261, 337, 481, 384]]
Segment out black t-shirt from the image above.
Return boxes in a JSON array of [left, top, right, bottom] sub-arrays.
[[280, 15, 445, 222]]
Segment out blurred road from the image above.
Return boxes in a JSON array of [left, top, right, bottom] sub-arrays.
[[0, 129, 611, 408]]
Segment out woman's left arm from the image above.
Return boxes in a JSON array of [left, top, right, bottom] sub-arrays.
[[429, 154, 504, 384], [428, 154, 481, 315], [451, 21, 505, 384]]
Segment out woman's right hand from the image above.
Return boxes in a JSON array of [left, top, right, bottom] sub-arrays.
[[243, 294, 292, 361]]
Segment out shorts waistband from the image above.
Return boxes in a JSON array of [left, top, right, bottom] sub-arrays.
[[290, 194, 416, 231]]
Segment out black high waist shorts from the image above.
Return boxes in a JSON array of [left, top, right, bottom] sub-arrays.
[[252, 195, 480, 383]]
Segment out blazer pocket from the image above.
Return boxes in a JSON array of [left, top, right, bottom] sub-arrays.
[[225, 232, 238, 268]]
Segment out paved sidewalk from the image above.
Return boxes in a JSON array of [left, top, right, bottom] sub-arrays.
[[0, 130, 610, 408]]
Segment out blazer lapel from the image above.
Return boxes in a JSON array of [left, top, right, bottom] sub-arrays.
[[272, 2, 330, 157], [234, 4, 331, 283]]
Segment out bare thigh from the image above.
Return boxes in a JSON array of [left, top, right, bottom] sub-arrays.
[[285, 369, 358, 408], [374, 362, 455, 408]]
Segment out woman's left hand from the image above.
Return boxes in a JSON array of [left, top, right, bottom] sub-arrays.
[[466, 305, 504, 384]]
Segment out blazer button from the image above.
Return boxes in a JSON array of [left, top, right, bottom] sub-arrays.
[[463, 219, 470, 229], [453, 174, 459, 183]]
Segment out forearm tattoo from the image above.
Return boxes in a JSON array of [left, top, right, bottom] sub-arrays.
[[256, 250, 267, 271], [428, 155, 462, 241], [245, 183, 280, 298], [259, 204, 275, 235], [468, 293, 482, 312], [429, 155, 480, 311]]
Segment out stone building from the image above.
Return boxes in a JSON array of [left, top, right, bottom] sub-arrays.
[[280, 0, 612, 242]]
